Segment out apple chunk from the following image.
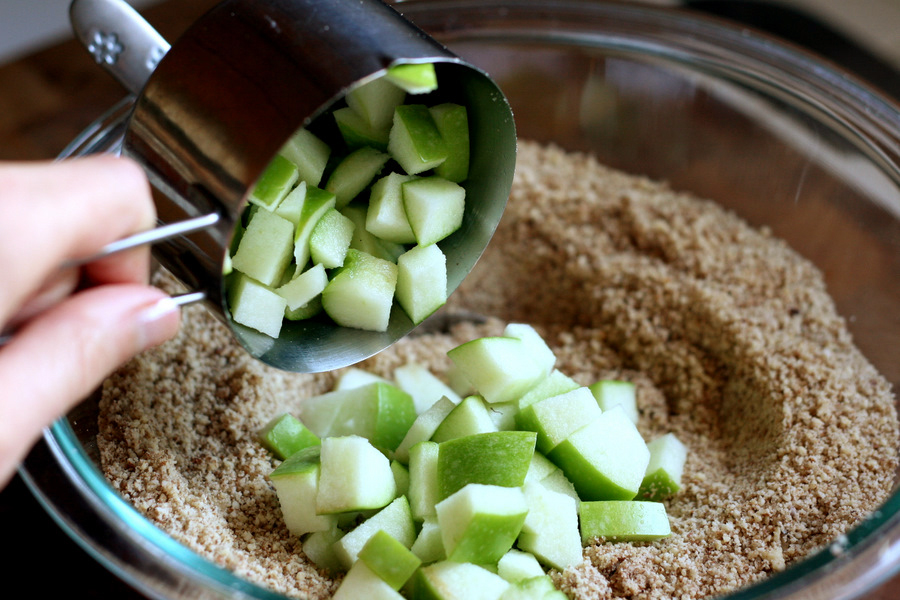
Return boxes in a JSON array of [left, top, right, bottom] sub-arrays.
[[435, 483, 528, 565], [410, 561, 510, 600], [447, 336, 545, 404], [579, 500, 671, 543], [436, 430, 536, 500], [268, 446, 336, 536], [639, 433, 687, 501], [547, 405, 650, 501], [316, 435, 397, 514]]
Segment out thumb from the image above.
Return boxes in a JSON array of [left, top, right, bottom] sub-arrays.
[[0, 285, 180, 486]]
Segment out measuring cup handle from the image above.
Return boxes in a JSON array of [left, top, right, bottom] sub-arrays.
[[70, 0, 170, 95]]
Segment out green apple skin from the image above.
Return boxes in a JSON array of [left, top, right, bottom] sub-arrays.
[[410, 560, 511, 600], [359, 529, 422, 590], [498, 576, 559, 600], [579, 500, 671, 543], [638, 432, 687, 501], [547, 406, 650, 501], [248, 154, 298, 210], [385, 63, 439, 94], [257, 413, 320, 460], [334, 106, 390, 151], [436, 431, 537, 500], [435, 484, 528, 565], [429, 103, 469, 183], [389, 104, 447, 175]]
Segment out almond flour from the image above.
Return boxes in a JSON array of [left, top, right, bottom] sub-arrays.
[[98, 140, 899, 599]]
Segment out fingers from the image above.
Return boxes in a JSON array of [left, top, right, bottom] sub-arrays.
[[0, 284, 181, 488], [0, 155, 156, 326]]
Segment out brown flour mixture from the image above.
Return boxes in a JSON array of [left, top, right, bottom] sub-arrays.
[[98, 141, 899, 600]]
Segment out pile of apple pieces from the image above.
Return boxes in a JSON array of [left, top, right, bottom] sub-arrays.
[[258, 324, 688, 600], [226, 63, 470, 338]]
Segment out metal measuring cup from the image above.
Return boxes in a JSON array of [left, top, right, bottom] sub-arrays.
[[68, 0, 516, 373]]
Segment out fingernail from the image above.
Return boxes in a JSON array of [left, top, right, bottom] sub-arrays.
[[136, 296, 181, 350]]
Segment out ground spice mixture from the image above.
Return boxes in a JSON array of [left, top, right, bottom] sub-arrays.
[[98, 141, 899, 599]]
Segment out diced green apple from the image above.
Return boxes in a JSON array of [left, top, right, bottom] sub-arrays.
[[436, 431, 536, 500], [293, 185, 338, 269], [385, 63, 438, 95], [410, 561, 510, 600], [284, 295, 323, 321], [231, 208, 295, 287], [435, 483, 528, 564], [335, 495, 416, 569], [395, 396, 458, 464], [280, 127, 331, 187], [402, 176, 465, 246], [488, 401, 519, 431], [589, 380, 639, 424], [517, 482, 582, 570], [341, 203, 407, 263], [334, 367, 391, 391], [517, 370, 580, 410], [394, 362, 462, 413], [429, 103, 469, 183], [258, 412, 320, 460], [515, 387, 602, 455], [316, 435, 397, 514], [227, 273, 288, 338], [310, 207, 355, 268], [359, 529, 422, 590], [396, 244, 448, 325], [248, 154, 299, 211], [638, 433, 687, 501], [392, 459, 411, 497], [332, 561, 405, 600], [430, 395, 497, 443], [503, 323, 556, 380], [322, 249, 398, 332], [389, 104, 447, 175], [269, 446, 337, 536], [447, 337, 545, 405], [579, 500, 671, 543], [410, 516, 446, 564], [303, 524, 345, 573], [347, 75, 407, 131], [334, 106, 390, 150], [366, 173, 418, 244], [496, 549, 545, 583], [297, 381, 416, 452], [408, 440, 440, 521], [274, 181, 308, 223], [325, 146, 390, 208], [277, 263, 328, 312], [499, 576, 562, 600], [547, 406, 650, 501]]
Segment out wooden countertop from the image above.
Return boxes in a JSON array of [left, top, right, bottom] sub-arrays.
[[0, 1, 898, 599]]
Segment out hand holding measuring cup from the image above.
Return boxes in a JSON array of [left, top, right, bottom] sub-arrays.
[[0, 155, 181, 488]]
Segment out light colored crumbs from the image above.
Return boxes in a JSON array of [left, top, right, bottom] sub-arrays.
[[99, 141, 898, 599]]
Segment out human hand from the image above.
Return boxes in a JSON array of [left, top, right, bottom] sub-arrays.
[[0, 155, 181, 487]]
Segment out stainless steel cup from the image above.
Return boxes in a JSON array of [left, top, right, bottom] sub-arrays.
[[71, 0, 516, 372]]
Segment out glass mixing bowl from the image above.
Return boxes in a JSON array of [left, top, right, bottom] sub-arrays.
[[19, 1, 900, 599]]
